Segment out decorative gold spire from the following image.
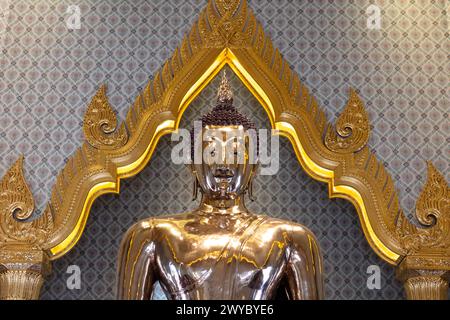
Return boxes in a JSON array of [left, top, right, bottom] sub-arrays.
[[0, 155, 53, 248], [217, 70, 233, 103], [83, 85, 128, 150], [325, 89, 370, 154]]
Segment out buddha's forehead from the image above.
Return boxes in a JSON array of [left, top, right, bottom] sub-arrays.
[[205, 124, 244, 131], [203, 125, 246, 142]]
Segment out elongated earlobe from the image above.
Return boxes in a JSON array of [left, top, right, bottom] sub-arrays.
[[247, 164, 259, 202], [192, 177, 198, 201], [248, 179, 256, 201], [189, 164, 199, 201]]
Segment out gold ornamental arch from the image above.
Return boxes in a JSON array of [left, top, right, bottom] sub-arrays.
[[43, 0, 407, 263], [1, 0, 449, 300]]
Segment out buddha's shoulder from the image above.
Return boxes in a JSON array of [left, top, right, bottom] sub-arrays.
[[126, 214, 318, 241], [125, 213, 195, 232], [257, 215, 318, 239], [257, 215, 309, 231]]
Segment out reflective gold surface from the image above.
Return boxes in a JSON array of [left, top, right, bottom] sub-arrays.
[[42, 0, 408, 266], [0, 0, 448, 300], [395, 163, 450, 300], [48, 45, 403, 263], [118, 78, 324, 299], [0, 156, 52, 299], [117, 203, 323, 300]]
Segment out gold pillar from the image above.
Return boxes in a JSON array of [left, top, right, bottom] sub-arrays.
[[0, 156, 53, 300], [404, 275, 448, 300], [396, 256, 450, 300], [0, 249, 50, 300]]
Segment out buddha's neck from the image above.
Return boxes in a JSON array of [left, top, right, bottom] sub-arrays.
[[199, 194, 248, 215]]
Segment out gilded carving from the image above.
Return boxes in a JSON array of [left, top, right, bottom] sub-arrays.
[[38, 0, 408, 265], [0, 0, 447, 300], [325, 89, 370, 154], [404, 275, 448, 300], [0, 156, 52, 248], [407, 257, 450, 269], [396, 163, 450, 253], [201, 0, 249, 48], [352, 146, 402, 236], [0, 157, 52, 299], [0, 269, 46, 300], [83, 85, 128, 150], [394, 163, 450, 299]]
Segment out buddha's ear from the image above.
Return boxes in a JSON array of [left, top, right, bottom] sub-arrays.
[[252, 163, 260, 178], [188, 163, 200, 201], [252, 162, 260, 178], [248, 164, 258, 202]]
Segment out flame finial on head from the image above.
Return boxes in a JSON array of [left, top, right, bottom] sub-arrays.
[[190, 69, 259, 159], [217, 70, 233, 103]]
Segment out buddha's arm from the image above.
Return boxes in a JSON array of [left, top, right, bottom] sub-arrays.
[[117, 220, 157, 300], [285, 226, 324, 300]]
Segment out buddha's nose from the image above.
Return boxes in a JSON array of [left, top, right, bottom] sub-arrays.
[[215, 167, 233, 177], [217, 167, 228, 175]]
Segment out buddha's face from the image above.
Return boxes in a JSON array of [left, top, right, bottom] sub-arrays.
[[192, 125, 257, 200]]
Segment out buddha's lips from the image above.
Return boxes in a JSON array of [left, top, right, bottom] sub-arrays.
[[214, 174, 233, 179]]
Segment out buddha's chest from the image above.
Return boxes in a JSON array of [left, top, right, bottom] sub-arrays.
[[156, 241, 287, 299], [155, 218, 290, 269], [154, 222, 290, 298], [157, 234, 287, 267]]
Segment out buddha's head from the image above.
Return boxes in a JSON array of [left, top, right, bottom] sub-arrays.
[[190, 72, 258, 202]]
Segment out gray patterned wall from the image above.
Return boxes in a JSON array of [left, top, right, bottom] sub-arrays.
[[0, 0, 448, 300]]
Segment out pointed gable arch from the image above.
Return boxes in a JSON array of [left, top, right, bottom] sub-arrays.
[[43, 0, 407, 266]]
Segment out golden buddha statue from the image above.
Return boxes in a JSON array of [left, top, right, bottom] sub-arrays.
[[117, 72, 324, 300]]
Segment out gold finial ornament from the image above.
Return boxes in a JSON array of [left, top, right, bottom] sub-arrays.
[[0, 156, 52, 300], [396, 162, 450, 253], [0, 156, 52, 247], [325, 89, 370, 154], [395, 163, 450, 300], [217, 70, 233, 103], [83, 85, 128, 150], [0, 155, 34, 224]]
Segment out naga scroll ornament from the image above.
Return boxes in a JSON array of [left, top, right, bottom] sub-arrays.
[[325, 89, 370, 154], [83, 85, 128, 150], [0, 156, 53, 300], [0, 156, 53, 248], [396, 163, 450, 253]]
